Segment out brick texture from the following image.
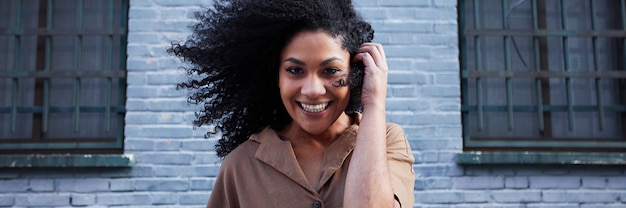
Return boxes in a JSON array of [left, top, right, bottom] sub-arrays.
[[1, 0, 624, 207]]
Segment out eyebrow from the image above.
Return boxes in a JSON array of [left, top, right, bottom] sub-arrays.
[[283, 57, 344, 67]]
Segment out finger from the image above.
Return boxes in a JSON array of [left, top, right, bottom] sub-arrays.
[[361, 43, 386, 63], [355, 52, 376, 70], [358, 43, 386, 70]]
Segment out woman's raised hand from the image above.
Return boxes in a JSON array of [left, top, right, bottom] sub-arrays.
[[354, 43, 388, 110]]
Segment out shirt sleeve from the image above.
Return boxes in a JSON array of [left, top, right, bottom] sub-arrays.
[[386, 123, 416, 207]]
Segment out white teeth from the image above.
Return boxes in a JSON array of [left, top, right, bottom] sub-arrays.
[[300, 103, 328, 113]]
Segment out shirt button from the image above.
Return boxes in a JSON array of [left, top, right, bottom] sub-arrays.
[[312, 201, 322, 208]]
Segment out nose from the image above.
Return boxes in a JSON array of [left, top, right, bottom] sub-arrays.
[[301, 75, 326, 98]]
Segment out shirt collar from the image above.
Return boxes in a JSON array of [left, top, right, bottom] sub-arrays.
[[250, 113, 361, 192]]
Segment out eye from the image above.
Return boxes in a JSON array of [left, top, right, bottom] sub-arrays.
[[323, 67, 340, 75], [286, 66, 303, 75]]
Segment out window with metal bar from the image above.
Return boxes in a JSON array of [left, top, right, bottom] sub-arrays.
[[460, 0, 626, 152], [0, 0, 127, 154]]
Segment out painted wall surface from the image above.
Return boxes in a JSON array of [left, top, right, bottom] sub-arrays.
[[1, 0, 625, 207]]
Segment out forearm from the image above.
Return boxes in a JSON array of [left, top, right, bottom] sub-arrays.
[[343, 105, 395, 208]]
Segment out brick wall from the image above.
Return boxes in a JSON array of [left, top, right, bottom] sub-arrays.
[[0, 0, 624, 207]]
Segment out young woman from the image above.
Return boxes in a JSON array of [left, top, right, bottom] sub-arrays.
[[169, 0, 415, 207]]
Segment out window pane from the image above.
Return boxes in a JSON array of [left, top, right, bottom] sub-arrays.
[[0, 0, 127, 152], [461, 0, 626, 150]]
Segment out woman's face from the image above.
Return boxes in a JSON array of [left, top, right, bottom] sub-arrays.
[[278, 30, 351, 136]]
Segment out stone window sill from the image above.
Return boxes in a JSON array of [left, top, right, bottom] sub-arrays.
[[456, 151, 626, 165], [0, 154, 134, 168]]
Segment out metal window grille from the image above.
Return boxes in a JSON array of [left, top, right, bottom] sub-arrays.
[[0, 0, 128, 154], [460, 0, 626, 151]]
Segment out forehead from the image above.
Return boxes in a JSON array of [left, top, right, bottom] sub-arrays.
[[281, 30, 348, 57]]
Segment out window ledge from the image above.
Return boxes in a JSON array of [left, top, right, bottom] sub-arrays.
[[456, 151, 626, 165], [0, 154, 134, 168]]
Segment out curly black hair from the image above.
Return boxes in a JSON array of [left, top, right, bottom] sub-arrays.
[[168, 0, 374, 158]]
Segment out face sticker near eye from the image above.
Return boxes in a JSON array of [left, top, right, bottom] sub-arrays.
[[332, 74, 349, 87]]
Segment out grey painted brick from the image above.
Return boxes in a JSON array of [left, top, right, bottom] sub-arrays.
[[178, 192, 209, 205], [529, 176, 580, 189], [414, 34, 458, 46], [379, 0, 430, 7], [388, 86, 418, 97], [0, 196, 13, 207], [435, 23, 459, 34], [357, 8, 388, 20], [414, 191, 463, 204], [491, 190, 541, 203], [153, 0, 205, 7], [453, 176, 504, 189], [408, 138, 458, 151], [125, 139, 155, 151], [141, 126, 194, 138], [563, 191, 620, 203], [155, 140, 183, 151], [421, 151, 438, 163], [0, 172, 19, 179], [607, 177, 626, 189], [414, 8, 456, 21], [0, 180, 28, 193], [580, 204, 626, 208], [97, 193, 151, 206], [388, 71, 428, 85], [378, 22, 432, 33], [29, 179, 54, 192], [504, 177, 528, 189], [127, 58, 158, 71], [434, 73, 460, 85], [388, 113, 460, 125], [420, 86, 460, 98], [413, 164, 464, 177], [127, 45, 152, 57], [181, 140, 213, 151], [127, 72, 147, 85], [143, 100, 189, 111], [55, 179, 109, 193], [583, 177, 607, 189], [136, 153, 193, 165], [15, 194, 70, 207], [193, 153, 220, 165], [385, 45, 431, 58], [150, 193, 177, 205], [434, 0, 457, 7], [527, 204, 580, 208], [435, 126, 463, 138], [110, 179, 134, 192], [128, 33, 162, 45], [387, 8, 417, 19], [71, 194, 95, 206], [154, 166, 181, 177], [414, 177, 452, 190], [386, 98, 430, 111], [129, 8, 159, 19], [190, 179, 214, 190], [134, 179, 189, 191], [107, 165, 153, 178], [147, 73, 187, 85], [187, 166, 221, 177], [387, 59, 414, 70]]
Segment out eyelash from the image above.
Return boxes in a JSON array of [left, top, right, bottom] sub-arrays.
[[285, 66, 342, 76], [286, 66, 303, 75]]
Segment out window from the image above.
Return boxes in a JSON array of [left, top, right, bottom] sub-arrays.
[[0, 0, 128, 154], [459, 0, 626, 154]]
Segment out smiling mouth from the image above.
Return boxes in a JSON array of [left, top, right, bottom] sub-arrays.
[[299, 102, 329, 113]]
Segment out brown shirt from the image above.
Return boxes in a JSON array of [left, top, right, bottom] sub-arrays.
[[207, 121, 415, 208]]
